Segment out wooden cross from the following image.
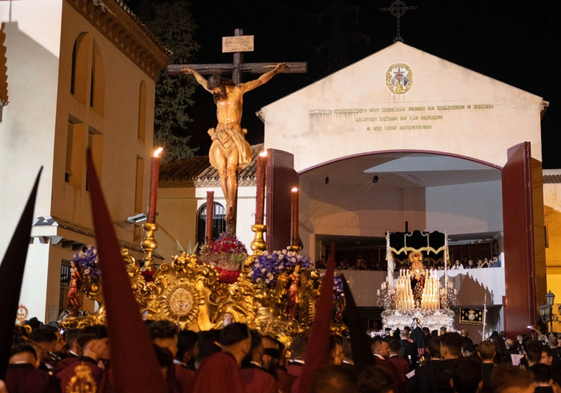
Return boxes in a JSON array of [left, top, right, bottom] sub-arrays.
[[167, 29, 307, 236], [168, 28, 307, 84], [380, 0, 417, 43]]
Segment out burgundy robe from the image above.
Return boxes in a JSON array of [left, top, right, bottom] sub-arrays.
[[5, 363, 61, 393], [276, 368, 294, 393], [389, 355, 409, 393], [240, 365, 276, 393], [174, 363, 195, 393], [57, 358, 112, 393], [192, 352, 246, 393]]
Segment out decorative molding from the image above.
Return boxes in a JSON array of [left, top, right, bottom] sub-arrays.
[[65, 0, 171, 80]]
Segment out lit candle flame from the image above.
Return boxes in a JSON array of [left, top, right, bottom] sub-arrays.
[[259, 151, 268, 157], [153, 147, 163, 157], [291, 187, 298, 192]]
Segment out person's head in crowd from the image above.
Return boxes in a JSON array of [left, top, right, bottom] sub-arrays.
[[311, 365, 357, 393], [540, 346, 553, 366], [195, 330, 221, 369], [548, 334, 558, 348], [428, 336, 442, 360], [516, 334, 524, 345], [43, 325, 66, 354], [290, 335, 307, 363], [491, 364, 535, 393], [276, 338, 288, 367], [329, 335, 344, 366], [451, 357, 483, 393], [403, 326, 411, 335], [26, 317, 43, 331], [431, 330, 439, 338], [371, 337, 390, 360], [262, 335, 280, 373], [148, 320, 179, 357], [384, 328, 391, 336], [388, 340, 401, 357], [440, 333, 462, 360], [358, 364, 394, 393], [461, 343, 476, 358], [460, 329, 469, 338], [525, 339, 543, 367], [505, 339, 515, 350], [176, 330, 199, 366], [153, 343, 174, 380], [242, 329, 263, 367], [439, 326, 447, 336], [343, 339, 354, 365], [422, 327, 430, 336], [400, 330, 410, 340], [477, 341, 495, 364], [64, 328, 82, 357], [218, 322, 251, 367], [531, 363, 552, 388], [500, 331, 507, 339], [29, 327, 57, 362], [9, 345, 39, 368], [78, 325, 110, 362]]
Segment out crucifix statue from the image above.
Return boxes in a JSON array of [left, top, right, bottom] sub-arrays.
[[168, 29, 306, 236]]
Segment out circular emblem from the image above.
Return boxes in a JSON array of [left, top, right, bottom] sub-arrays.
[[16, 305, 29, 326], [386, 63, 413, 94], [169, 287, 194, 317]]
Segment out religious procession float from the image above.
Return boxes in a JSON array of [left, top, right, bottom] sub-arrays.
[[377, 230, 458, 331], [59, 151, 346, 344]]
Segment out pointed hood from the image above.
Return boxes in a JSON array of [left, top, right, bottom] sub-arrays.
[[341, 274, 376, 374], [297, 242, 336, 393], [0, 169, 42, 380], [86, 151, 166, 393]]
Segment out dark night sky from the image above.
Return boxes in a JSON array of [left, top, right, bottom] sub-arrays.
[[159, 0, 561, 168]]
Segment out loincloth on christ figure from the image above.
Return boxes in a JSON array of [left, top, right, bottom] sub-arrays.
[[208, 123, 252, 171]]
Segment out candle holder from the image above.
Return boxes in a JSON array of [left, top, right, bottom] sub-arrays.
[[286, 243, 302, 253], [141, 222, 158, 271], [250, 224, 267, 253]]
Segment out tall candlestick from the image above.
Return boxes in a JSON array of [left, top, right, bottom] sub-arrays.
[[255, 151, 267, 225], [147, 147, 163, 224], [289, 187, 299, 250], [206, 191, 214, 245]]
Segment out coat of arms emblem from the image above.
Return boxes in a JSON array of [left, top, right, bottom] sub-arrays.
[[386, 63, 413, 94]]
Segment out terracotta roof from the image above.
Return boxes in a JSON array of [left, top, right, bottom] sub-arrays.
[[544, 174, 561, 184], [159, 144, 263, 188]]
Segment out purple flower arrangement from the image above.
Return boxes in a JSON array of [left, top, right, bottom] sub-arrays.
[[250, 250, 312, 286], [72, 245, 100, 280], [333, 273, 345, 300]]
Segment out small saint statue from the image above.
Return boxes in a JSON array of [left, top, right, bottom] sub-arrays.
[[284, 265, 302, 320], [68, 260, 82, 314], [408, 252, 425, 307], [182, 63, 288, 228]]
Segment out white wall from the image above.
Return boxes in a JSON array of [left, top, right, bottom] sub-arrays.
[[425, 180, 503, 234], [0, 0, 63, 321], [262, 42, 543, 172]]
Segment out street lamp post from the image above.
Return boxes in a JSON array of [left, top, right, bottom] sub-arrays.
[[540, 291, 560, 333]]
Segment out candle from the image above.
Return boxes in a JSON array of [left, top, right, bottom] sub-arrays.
[[147, 147, 163, 224], [290, 187, 299, 248], [255, 151, 267, 225], [206, 190, 214, 245]]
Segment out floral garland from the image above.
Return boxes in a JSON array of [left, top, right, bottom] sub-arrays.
[[249, 250, 312, 286], [72, 245, 100, 280]]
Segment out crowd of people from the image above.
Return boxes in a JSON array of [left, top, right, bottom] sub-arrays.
[[2, 318, 560, 393], [318, 254, 502, 271]]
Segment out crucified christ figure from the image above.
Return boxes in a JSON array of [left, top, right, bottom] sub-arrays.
[[183, 63, 288, 224]]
